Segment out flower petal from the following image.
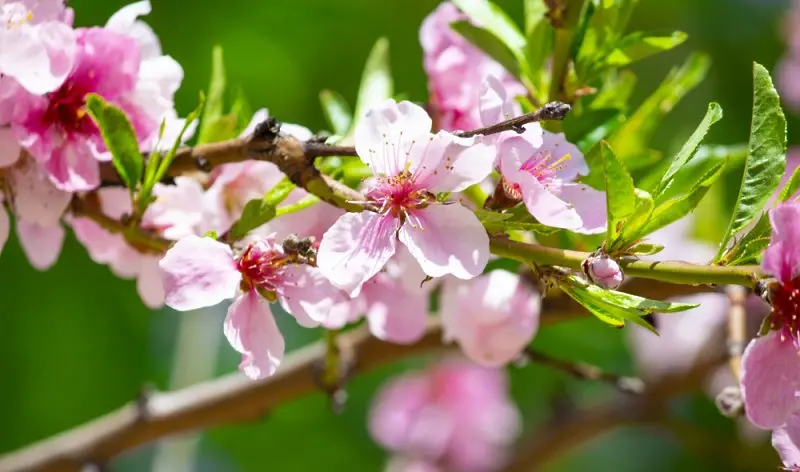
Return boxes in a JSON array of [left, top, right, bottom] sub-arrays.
[[16, 220, 64, 270], [362, 276, 429, 344], [399, 204, 489, 279], [159, 235, 241, 311], [317, 211, 399, 297], [773, 413, 800, 470], [137, 257, 165, 309], [543, 131, 589, 181], [224, 291, 285, 379], [7, 154, 71, 226], [104, 0, 162, 59], [413, 132, 495, 194], [556, 183, 608, 234], [277, 265, 348, 327], [741, 331, 800, 429], [0, 22, 74, 95], [765, 202, 800, 281], [354, 99, 432, 176], [0, 127, 21, 167], [43, 141, 101, 192]]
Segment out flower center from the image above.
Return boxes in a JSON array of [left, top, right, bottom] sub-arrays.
[[43, 81, 95, 135], [519, 149, 571, 183], [369, 170, 435, 226], [769, 277, 800, 343], [235, 241, 290, 293], [1, 3, 33, 29]]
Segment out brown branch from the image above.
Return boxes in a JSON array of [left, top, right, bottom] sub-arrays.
[[0, 279, 713, 472], [454, 101, 571, 138], [524, 349, 645, 395]]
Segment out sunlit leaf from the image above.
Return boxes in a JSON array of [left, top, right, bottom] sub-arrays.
[[197, 45, 227, 145], [85, 93, 143, 192], [320, 89, 353, 137], [352, 38, 393, 129], [604, 30, 688, 67]]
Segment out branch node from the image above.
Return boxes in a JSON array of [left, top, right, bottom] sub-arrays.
[[253, 117, 281, 142], [135, 384, 156, 422], [194, 155, 212, 172]]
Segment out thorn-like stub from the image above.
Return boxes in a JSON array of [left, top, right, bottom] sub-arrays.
[[194, 155, 212, 172], [135, 383, 156, 421], [541, 101, 571, 121], [253, 117, 281, 142]]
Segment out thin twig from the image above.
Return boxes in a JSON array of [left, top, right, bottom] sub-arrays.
[[524, 348, 645, 395], [454, 102, 572, 138], [726, 285, 748, 379]]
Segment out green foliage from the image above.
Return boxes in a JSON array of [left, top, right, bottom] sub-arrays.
[[559, 274, 698, 332], [351, 38, 393, 134], [475, 207, 559, 234], [600, 142, 637, 245], [230, 178, 296, 240], [716, 63, 787, 261], [197, 47, 254, 144], [84, 93, 143, 193], [603, 30, 687, 67], [319, 90, 353, 138]]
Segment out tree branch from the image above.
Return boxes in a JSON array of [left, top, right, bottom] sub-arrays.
[[454, 101, 571, 138], [524, 349, 645, 395], [0, 279, 712, 472]]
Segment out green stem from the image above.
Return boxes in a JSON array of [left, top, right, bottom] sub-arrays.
[[547, 0, 586, 104], [462, 184, 488, 208], [275, 195, 320, 217], [490, 237, 761, 288], [323, 329, 340, 390]]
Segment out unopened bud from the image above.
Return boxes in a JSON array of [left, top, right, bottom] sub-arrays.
[[715, 385, 744, 418], [582, 254, 624, 290]]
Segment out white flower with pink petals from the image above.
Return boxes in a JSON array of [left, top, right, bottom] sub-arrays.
[[440, 269, 540, 366], [159, 235, 348, 379], [317, 99, 494, 297]]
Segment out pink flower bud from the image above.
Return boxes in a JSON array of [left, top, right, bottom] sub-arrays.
[[583, 254, 624, 290]]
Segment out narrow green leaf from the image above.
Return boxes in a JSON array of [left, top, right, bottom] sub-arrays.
[[600, 142, 637, 242], [609, 53, 710, 167], [352, 38, 393, 126], [722, 212, 771, 266], [563, 108, 621, 148], [474, 208, 559, 234], [84, 94, 143, 191], [230, 87, 254, 136], [151, 96, 205, 187], [524, 0, 548, 35], [230, 199, 277, 240], [275, 195, 320, 218], [604, 30, 688, 67], [657, 102, 723, 195], [320, 90, 353, 137], [453, 0, 526, 52], [263, 177, 296, 206], [592, 69, 637, 110], [630, 242, 664, 256], [451, 21, 521, 79], [716, 63, 787, 260], [524, 15, 554, 101], [614, 189, 654, 250], [197, 46, 227, 145], [779, 164, 800, 201]]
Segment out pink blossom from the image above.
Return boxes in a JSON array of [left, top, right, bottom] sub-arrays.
[[369, 359, 521, 472], [159, 235, 348, 378], [9, 1, 181, 191], [420, 2, 525, 131], [440, 270, 540, 367], [741, 202, 800, 429], [773, 413, 800, 471], [0, 0, 76, 95], [583, 254, 624, 289], [481, 76, 607, 234], [317, 99, 493, 297]]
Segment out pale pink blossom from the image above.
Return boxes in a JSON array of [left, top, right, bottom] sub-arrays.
[[369, 359, 521, 472], [440, 269, 540, 367], [317, 99, 493, 297], [773, 413, 800, 471], [159, 234, 348, 379], [481, 76, 606, 234], [9, 1, 181, 191], [0, 0, 76, 95], [420, 2, 525, 131], [740, 202, 800, 429]]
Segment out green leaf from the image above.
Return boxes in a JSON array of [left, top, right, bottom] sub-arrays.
[[524, 0, 548, 35], [600, 142, 637, 243], [84, 94, 143, 192], [229, 87, 253, 135], [230, 199, 277, 240], [563, 108, 621, 149], [592, 69, 637, 110], [609, 52, 710, 167], [716, 63, 787, 261], [453, 0, 526, 53], [779, 164, 800, 201], [474, 208, 559, 234], [320, 90, 353, 137], [560, 275, 698, 331], [615, 189, 654, 250], [656, 102, 723, 195], [722, 211, 771, 266], [263, 177, 296, 206], [197, 45, 227, 145], [604, 30, 688, 67], [352, 38, 393, 129], [630, 242, 664, 256], [451, 21, 521, 79], [524, 14, 554, 101]]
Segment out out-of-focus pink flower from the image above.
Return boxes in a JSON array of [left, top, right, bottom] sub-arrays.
[[440, 270, 540, 367], [159, 234, 348, 379], [317, 99, 493, 297], [741, 202, 800, 429], [420, 2, 525, 132], [2, 152, 70, 269], [369, 359, 521, 472], [583, 254, 624, 290], [9, 1, 181, 191], [0, 0, 76, 95], [384, 456, 442, 472], [778, 0, 800, 112], [773, 413, 800, 471], [480, 77, 606, 234]]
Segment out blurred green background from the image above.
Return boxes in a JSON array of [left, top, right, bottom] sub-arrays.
[[0, 0, 795, 470]]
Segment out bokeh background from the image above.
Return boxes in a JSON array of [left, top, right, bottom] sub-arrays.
[[1, 0, 796, 470]]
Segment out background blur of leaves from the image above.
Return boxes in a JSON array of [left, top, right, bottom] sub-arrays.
[[0, 0, 793, 470]]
